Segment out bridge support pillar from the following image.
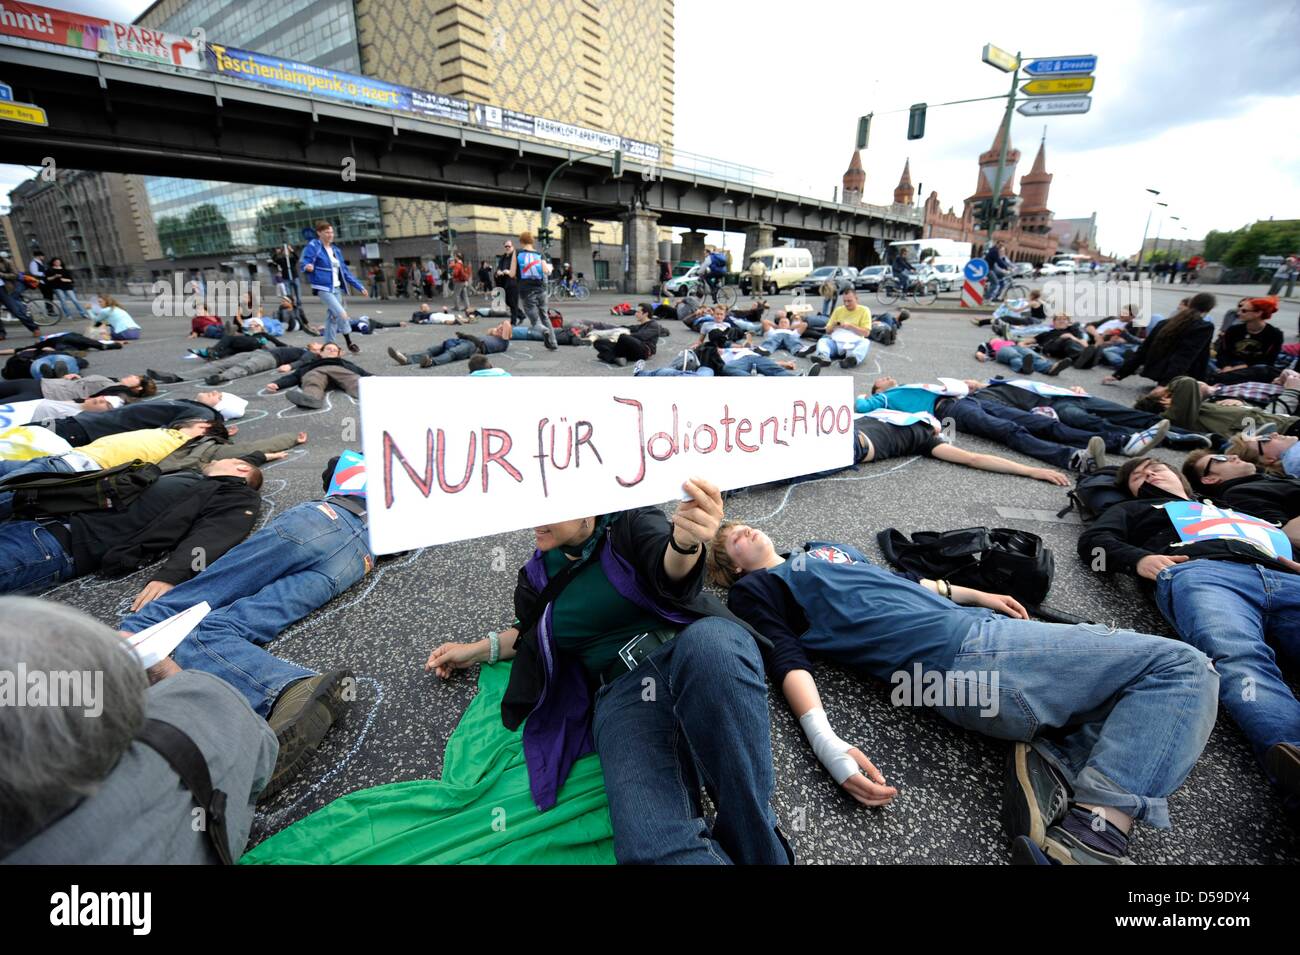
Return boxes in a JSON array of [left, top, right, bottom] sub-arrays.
[[622, 209, 661, 294], [561, 219, 595, 287], [679, 230, 707, 264], [743, 223, 775, 256], [824, 233, 852, 267]]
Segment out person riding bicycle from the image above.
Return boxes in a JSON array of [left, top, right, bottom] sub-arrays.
[[984, 241, 1012, 301], [561, 262, 574, 292], [703, 247, 729, 303], [892, 249, 916, 291], [0, 253, 41, 338]]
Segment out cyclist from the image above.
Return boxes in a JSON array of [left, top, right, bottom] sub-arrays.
[[702, 246, 729, 303], [560, 262, 574, 293], [0, 253, 41, 339], [984, 241, 1012, 302], [892, 248, 915, 292]]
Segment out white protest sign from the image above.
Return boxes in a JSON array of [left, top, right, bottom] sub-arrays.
[[122, 602, 210, 669], [359, 377, 855, 553]]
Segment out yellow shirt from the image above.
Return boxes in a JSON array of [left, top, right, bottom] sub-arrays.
[[826, 304, 873, 332], [81, 428, 189, 469]]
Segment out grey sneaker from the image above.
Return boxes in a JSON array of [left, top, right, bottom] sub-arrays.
[[1070, 436, 1107, 474], [632, 359, 647, 376], [261, 669, 353, 801], [418, 354, 434, 369], [796, 344, 816, 358], [1003, 743, 1070, 847], [387, 345, 409, 366], [1266, 742, 1300, 800]]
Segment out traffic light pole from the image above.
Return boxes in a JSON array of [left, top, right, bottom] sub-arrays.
[[985, 51, 1022, 244]]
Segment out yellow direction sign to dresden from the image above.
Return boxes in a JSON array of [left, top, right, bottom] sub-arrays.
[[1021, 76, 1095, 96], [0, 101, 47, 126]]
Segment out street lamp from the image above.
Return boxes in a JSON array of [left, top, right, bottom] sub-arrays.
[[721, 198, 735, 255], [1150, 202, 1169, 268], [1135, 188, 1160, 277], [1162, 215, 1180, 261]]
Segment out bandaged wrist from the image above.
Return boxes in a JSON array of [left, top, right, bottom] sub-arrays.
[[799, 707, 859, 785]]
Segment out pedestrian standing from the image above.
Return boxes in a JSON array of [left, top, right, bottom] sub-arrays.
[[452, 253, 471, 312], [497, 239, 521, 324], [298, 220, 369, 353], [508, 231, 557, 349]]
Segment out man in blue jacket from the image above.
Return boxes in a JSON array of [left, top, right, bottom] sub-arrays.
[[299, 221, 369, 354]]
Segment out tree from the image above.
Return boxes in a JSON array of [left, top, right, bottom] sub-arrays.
[[1202, 220, 1300, 266]]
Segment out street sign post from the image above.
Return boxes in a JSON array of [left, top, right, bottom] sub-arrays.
[[982, 43, 1018, 72], [0, 101, 46, 126], [1017, 95, 1092, 116], [1021, 76, 1095, 96], [1023, 56, 1097, 76], [963, 259, 989, 282]]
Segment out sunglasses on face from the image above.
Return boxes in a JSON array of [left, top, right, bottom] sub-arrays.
[[1202, 454, 1230, 477]]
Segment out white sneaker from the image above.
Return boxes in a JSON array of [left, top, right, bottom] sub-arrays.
[[632, 359, 647, 376], [1121, 419, 1170, 456]]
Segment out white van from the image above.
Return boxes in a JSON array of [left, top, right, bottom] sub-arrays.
[[745, 247, 814, 294]]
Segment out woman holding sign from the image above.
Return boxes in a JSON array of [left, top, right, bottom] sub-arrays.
[[425, 477, 793, 865]]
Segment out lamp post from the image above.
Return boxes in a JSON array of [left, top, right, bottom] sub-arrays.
[[1150, 202, 1168, 273], [720, 198, 734, 256], [1134, 187, 1160, 278]]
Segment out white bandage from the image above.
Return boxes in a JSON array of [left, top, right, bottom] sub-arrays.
[[798, 707, 859, 785]]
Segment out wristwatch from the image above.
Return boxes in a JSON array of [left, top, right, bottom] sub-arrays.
[[668, 532, 700, 555]]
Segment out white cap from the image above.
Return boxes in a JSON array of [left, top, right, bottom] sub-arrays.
[[215, 392, 248, 420]]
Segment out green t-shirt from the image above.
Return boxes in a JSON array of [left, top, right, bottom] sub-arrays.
[[543, 548, 667, 677]]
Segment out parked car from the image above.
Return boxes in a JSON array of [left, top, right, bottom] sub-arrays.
[[926, 262, 962, 291], [1011, 262, 1035, 278], [1037, 262, 1063, 276], [793, 265, 856, 295], [742, 246, 815, 294], [854, 265, 892, 291], [664, 264, 704, 296]]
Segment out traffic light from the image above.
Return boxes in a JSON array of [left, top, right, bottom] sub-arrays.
[[972, 198, 993, 232], [907, 104, 927, 141], [856, 113, 872, 150], [998, 195, 1022, 221], [612, 149, 623, 178]]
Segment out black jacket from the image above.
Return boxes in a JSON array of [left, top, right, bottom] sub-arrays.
[[68, 472, 261, 584], [1077, 485, 1294, 579], [1204, 473, 1300, 528], [271, 356, 369, 390], [48, 399, 220, 446], [1115, 319, 1213, 384]]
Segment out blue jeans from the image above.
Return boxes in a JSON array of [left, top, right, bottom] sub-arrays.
[[591, 617, 790, 864], [1154, 560, 1300, 780], [995, 344, 1054, 374], [933, 615, 1217, 827], [53, 288, 89, 319], [416, 339, 476, 366], [0, 521, 77, 594], [120, 501, 372, 716], [0, 287, 38, 333], [635, 367, 715, 377], [317, 289, 350, 343], [761, 330, 803, 353], [816, 334, 871, 364], [805, 312, 828, 331], [946, 399, 1085, 469], [721, 355, 793, 376], [1102, 344, 1137, 367], [518, 284, 555, 342], [728, 317, 762, 334], [0, 455, 75, 520]]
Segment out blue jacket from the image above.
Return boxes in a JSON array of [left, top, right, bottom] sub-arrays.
[[299, 239, 365, 294]]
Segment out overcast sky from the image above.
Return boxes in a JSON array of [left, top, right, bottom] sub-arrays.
[[3, 0, 1298, 257]]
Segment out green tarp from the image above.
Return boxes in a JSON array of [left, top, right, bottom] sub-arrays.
[[240, 662, 616, 864]]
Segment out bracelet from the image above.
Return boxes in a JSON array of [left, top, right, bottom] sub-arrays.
[[487, 632, 500, 666], [939, 579, 952, 599], [668, 532, 700, 556]]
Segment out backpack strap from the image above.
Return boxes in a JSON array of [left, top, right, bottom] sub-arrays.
[[134, 718, 234, 865]]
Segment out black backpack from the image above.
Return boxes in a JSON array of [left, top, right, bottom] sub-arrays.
[[1056, 465, 1126, 521], [0, 459, 161, 519], [878, 526, 1055, 605]]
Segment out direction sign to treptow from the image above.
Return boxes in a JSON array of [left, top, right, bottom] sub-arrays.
[[1021, 76, 1095, 96], [0, 101, 47, 126], [1017, 96, 1092, 117], [1024, 56, 1097, 76]]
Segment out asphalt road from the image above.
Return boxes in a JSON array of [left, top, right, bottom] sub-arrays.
[[19, 281, 1299, 864]]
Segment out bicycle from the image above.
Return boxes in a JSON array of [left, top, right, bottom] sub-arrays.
[[547, 279, 590, 301], [687, 277, 737, 307], [876, 275, 939, 307], [986, 279, 1030, 304], [2, 287, 62, 327]]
